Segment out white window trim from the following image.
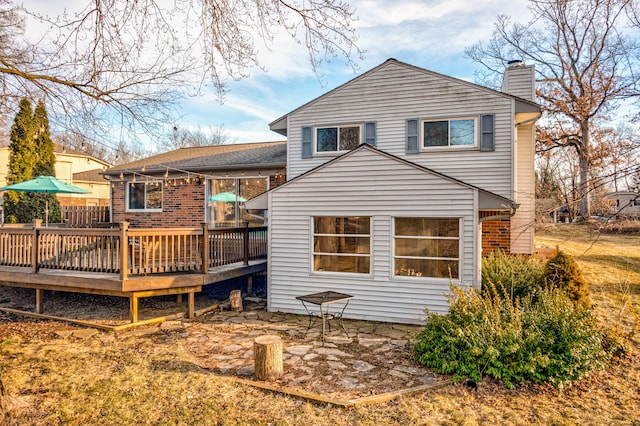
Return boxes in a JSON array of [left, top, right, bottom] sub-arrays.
[[310, 216, 372, 276], [125, 181, 163, 212], [313, 123, 363, 156], [391, 216, 462, 281], [420, 116, 478, 151]]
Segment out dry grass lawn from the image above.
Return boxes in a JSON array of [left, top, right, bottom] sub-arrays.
[[0, 224, 639, 425]]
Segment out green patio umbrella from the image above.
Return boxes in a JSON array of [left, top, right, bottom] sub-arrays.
[[0, 175, 90, 226], [208, 192, 247, 203]]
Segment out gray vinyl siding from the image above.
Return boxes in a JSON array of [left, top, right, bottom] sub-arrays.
[[268, 148, 478, 324], [501, 65, 535, 101], [511, 123, 536, 254], [286, 61, 515, 199]]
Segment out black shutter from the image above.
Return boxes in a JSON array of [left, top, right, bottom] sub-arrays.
[[480, 114, 495, 151], [406, 119, 419, 154], [364, 121, 377, 146], [302, 126, 313, 158]]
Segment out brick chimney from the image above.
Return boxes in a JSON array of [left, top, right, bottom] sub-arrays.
[[501, 60, 535, 101]]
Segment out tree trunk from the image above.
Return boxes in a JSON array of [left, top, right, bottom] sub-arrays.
[[578, 120, 591, 218], [254, 335, 283, 381], [230, 289, 243, 312]]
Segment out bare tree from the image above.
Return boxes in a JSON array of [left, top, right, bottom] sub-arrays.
[[466, 0, 640, 218], [156, 124, 234, 152], [0, 0, 362, 143]]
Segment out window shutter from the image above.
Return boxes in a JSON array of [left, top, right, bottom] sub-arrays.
[[301, 126, 313, 158], [480, 114, 495, 151], [364, 121, 377, 146], [406, 119, 419, 154]]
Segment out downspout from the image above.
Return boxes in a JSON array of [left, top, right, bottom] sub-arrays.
[[478, 203, 520, 223], [515, 116, 540, 127]]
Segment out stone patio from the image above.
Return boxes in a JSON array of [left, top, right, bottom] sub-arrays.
[[165, 300, 443, 401]]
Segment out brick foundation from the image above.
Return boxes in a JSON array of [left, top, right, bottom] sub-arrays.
[[480, 211, 511, 256]]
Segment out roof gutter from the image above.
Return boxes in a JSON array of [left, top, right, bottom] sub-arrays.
[[478, 203, 520, 222], [103, 162, 286, 176]]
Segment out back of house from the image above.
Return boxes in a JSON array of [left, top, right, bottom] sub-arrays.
[[252, 58, 540, 324]]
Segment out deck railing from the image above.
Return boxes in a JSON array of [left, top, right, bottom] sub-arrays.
[[205, 226, 268, 268], [62, 205, 110, 228], [0, 221, 268, 279]]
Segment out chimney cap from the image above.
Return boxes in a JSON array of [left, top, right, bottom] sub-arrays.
[[507, 59, 524, 67]]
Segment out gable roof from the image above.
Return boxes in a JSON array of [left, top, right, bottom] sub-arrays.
[[245, 144, 517, 211], [269, 58, 541, 136], [104, 141, 287, 176], [73, 168, 108, 182]]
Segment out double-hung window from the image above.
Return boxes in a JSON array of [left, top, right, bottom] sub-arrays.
[[127, 181, 162, 211], [313, 216, 371, 274], [394, 217, 460, 279], [423, 118, 476, 148], [316, 125, 361, 153]]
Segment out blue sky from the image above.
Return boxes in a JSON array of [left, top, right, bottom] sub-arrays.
[[181, 0, 531, 144], [24, 0, 531, 147]]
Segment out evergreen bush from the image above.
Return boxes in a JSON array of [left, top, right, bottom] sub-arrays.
[[414, 285, 610, 389], [481, 250, 545, 300], [544, 251, 592, 308]]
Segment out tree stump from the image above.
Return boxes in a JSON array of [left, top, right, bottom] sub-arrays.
[[230, 289, 243, 312], [254, 335, 283, 381]]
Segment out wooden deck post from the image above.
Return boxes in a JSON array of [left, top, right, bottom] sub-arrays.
[[247, 275, 253, 295], [187, 292, 195, 319], [119, 222, 129, 282], [35, 288, 43, 314], [130, 294, 139, 323], [201, 223, 210, 272], [243, 223, 250, 265], [32, 219, 42, 273]]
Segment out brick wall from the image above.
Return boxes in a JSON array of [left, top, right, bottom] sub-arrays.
[[111, 173, 285, 228], [480, 211, 511, 256], [111, 180, 206, 228]]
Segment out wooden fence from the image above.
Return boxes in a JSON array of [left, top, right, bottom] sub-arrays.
[[62, 206, 110, 228], [0, 221, 267, 279]]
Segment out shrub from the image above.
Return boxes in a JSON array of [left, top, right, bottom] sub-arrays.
[[481, 250, 546, 300], [544, 251, 592, 308], [414, 285, 610, 389]]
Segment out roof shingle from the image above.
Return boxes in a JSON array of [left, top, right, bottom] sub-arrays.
[[104, 141, 286, 176]]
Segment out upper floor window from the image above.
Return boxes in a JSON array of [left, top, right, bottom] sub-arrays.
[[127, 181, 162, 211], [302, 122, 376, 158], [407, 115, 493, 154], [316, 125, 361, 153], [423, 118, 476, 148]]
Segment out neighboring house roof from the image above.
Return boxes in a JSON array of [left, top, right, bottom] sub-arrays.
[[246, 144, 517, 211], [53, 144, 112, 168], [104, 141, 287, 176], [73, 168, 107, 182], [607, 191, 639, 197], [269, 58, 541, 135]]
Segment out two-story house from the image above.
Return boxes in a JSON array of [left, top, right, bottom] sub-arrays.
[[246, 59, 541, 324]]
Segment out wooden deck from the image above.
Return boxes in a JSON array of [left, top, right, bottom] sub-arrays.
[[0, 221, 268, 325]]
